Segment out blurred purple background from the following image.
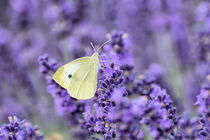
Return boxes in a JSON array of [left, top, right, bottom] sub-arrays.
[[0, 0, 209, 139]]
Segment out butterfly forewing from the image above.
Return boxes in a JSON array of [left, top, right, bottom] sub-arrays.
[[53, 57, 91, 89]]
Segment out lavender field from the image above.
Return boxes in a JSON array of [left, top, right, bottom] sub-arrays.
[[0, 0, 209, 140]]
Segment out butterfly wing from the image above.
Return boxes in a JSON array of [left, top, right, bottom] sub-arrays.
[[67, 58, 99, 99], [53, 57, 90, 89]]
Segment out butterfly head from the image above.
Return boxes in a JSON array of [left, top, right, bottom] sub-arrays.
[[92, 52, 99, 59]]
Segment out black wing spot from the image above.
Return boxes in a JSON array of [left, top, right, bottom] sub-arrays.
[[68, 74, 72, 79]]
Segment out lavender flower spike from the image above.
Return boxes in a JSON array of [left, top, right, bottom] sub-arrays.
[[195, 74, 210, 139], [0, 116, 44, 140]]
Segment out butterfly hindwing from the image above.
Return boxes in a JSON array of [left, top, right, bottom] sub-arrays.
[[67, 58, 98, 99], [77, 61, 98, 99], [53, 57, 90, 89]]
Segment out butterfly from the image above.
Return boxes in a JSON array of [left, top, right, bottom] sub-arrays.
[[53, 39, 111, 100]]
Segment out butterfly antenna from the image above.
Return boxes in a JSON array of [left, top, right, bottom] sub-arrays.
[[90, 42, 97, 52], [97, 38, 112, 51]]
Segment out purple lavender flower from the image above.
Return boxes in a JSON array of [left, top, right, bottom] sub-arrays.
[[105, 31, 134, 68], [0, 116, 44, 140], [38, 54, 85, 117], [139, 86, 179, 139], [2, 0, 210, 139], [194, 75, 210, 139], [176, 116, 198, 139], [82, 52, 125, 139], [57, 31, 173, 139], [37, 28, 210, 140], [38, 54, 91, 139], [193, 6, 210, 138]]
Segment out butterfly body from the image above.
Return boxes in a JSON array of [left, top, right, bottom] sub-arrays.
[[53, 52, 99, 99]]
